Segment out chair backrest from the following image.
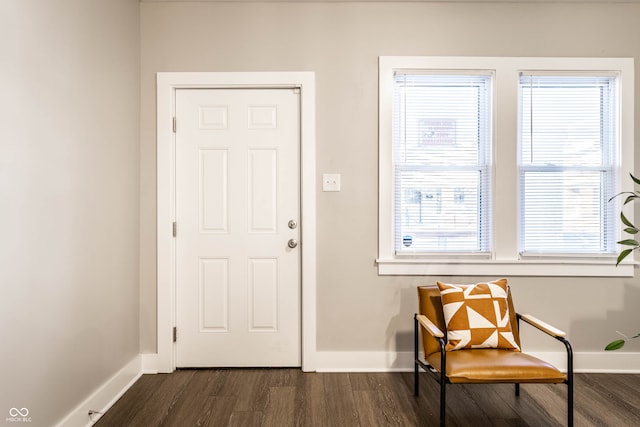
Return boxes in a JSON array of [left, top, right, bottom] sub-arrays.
[[417, 285, 522, 357]]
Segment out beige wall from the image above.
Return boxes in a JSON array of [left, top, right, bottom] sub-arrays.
[[140, 2, 640, 359], [0, 1, 140, 425]]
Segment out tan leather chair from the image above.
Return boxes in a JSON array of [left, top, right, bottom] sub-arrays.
[[415, 284, 573, 426]]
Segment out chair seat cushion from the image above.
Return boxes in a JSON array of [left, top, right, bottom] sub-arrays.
[[425, 349, 566, 384]]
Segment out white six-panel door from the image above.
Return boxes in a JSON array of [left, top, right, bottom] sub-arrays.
[[175, 88, 301, 367]]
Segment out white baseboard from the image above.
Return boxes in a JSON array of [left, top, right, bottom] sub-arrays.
[[314, 350, 640, 373], [531, 351, 640, 373], [315, 351, 414, 372], [55, 355, 142, 427], [141, 352, 159, 374]]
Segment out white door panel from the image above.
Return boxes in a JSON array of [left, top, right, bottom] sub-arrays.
[[175, 88, 300, 367]]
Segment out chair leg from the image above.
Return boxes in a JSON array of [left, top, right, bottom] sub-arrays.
[[414, 361, 419, 396], [414, 314, 419, 397], [567, 372, 574, 426], [439, 336, 447, 426], [440, 381, 446, 427], [515, 383, 520, 396], [562, 336, 574, 427]]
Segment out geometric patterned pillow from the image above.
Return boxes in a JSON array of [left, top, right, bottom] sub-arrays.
[[436, 278, 520, 352]]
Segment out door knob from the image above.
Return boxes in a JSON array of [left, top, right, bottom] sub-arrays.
[[288, 219, 298, 229], [288, 239, 298, 248]]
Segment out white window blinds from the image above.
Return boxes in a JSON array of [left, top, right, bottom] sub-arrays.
[[518, 73, 619, 254], [392, 73, 492, 253]]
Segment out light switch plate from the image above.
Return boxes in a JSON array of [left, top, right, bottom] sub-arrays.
[[322, 173, 341, 192]]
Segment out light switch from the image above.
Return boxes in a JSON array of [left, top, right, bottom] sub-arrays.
[[322, 173, 341, 192]]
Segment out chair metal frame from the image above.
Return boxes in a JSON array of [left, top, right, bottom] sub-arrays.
[[414, 307, 573, 426]]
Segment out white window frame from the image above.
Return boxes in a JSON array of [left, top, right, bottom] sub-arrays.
[[378, 56, 634, 277]]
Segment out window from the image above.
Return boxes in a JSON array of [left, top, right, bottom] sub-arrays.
[[378, 57, 634, 277], [519, 74, 618, 255], [393, 73, 492, 254]]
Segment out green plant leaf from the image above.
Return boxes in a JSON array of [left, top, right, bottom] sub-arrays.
[[613, 174, 640, 266], [617, 239, 639, 246], [605, 339, 626, 351], [609, 191, 637, 203], [616, 249, 633, 265], [620, 211, 635, 228]]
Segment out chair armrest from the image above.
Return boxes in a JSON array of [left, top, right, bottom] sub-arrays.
[[519, 313, 567, 338], [416, 314, 444, 338]]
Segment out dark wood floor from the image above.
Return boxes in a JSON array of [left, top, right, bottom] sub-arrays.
[[94, 369, 640, 426]]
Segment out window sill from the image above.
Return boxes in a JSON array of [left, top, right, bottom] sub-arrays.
[[376, 258, 635, 277]]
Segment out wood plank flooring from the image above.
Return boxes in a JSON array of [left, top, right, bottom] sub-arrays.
[[94, 369, 640, 426]]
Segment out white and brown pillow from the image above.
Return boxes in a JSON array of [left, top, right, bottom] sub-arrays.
[[436, 278, 520, 351]]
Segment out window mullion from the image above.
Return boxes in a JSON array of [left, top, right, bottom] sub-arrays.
[[493, 66, 520, 261]]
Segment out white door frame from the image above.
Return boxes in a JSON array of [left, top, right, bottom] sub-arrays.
[[156, 72, 316, 373]]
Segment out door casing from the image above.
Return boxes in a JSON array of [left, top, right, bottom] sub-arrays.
[[156, 72, 316, 372]]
